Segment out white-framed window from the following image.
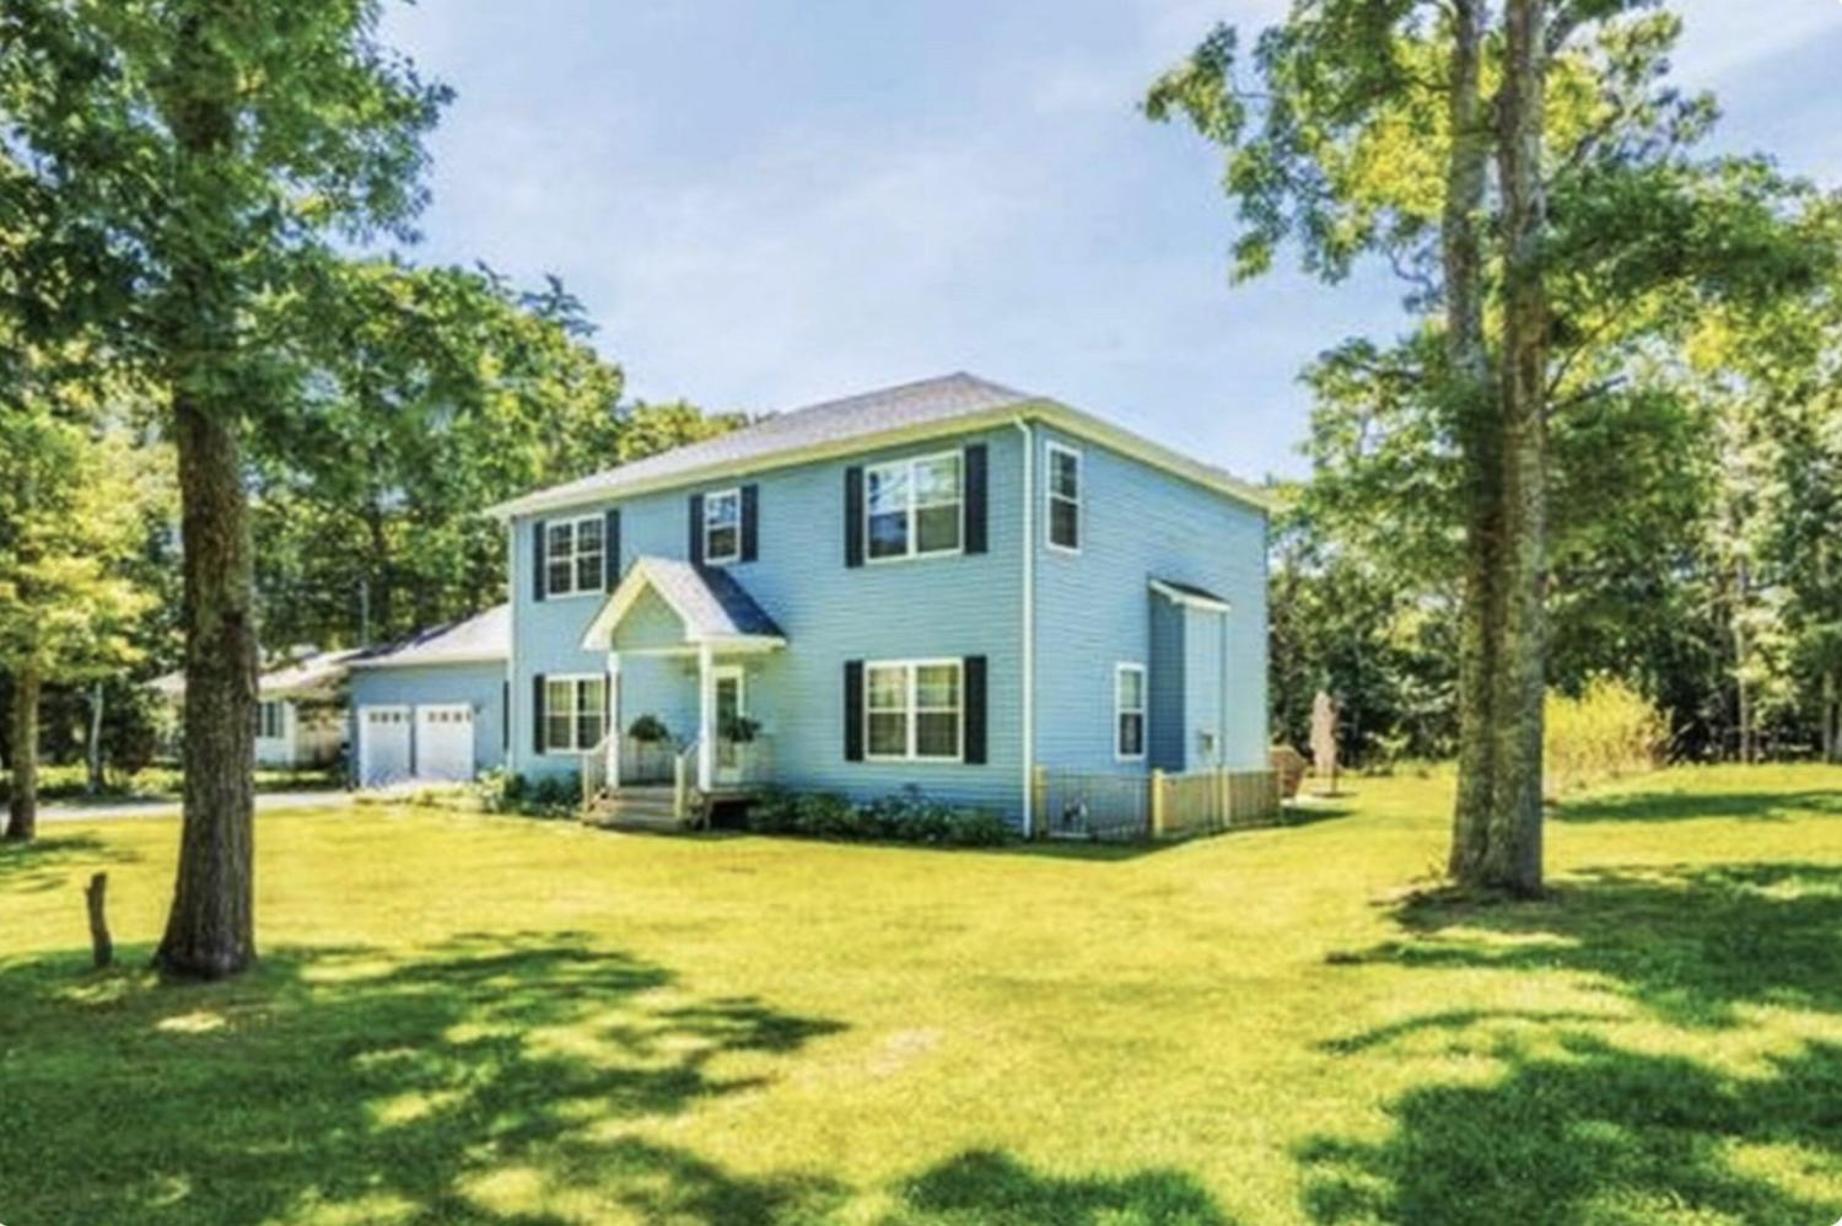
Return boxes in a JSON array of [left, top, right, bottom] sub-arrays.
[[866, 450, 962, 562], [545, 515, 605, 597], [543, 674, 607, 753], [255, 700, 285, 740], [703, 488, 741, 564], [1047, 442, 1082, 552], [865, 659, 962, 762], [1115, 663, 1146, 760]]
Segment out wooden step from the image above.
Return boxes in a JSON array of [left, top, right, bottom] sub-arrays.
[[583, 787, 698, 832]]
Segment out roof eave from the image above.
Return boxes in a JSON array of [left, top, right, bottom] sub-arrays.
[[485, 397, 1272, 522]]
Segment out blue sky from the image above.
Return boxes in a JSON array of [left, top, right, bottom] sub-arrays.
[[380, 1, 1842, 481]]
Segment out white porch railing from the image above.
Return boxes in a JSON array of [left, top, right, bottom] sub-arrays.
[[580, 733, 614, 809]]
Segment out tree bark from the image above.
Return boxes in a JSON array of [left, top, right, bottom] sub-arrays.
[[86, 872, 113, 969], [87, 681, 106, 795], [1731, 556, 1753, 764], [155, 392, 259, 978], [1481, 0, 1550, 895], [1442, 0, 1502, 884], [5, 663, 40, 842], [1449, 0, 1550, 896], [153, 11, 259, 979]]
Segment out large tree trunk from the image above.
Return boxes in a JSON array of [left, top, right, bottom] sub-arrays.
[[155, 394, 259, 978], [153, 9, 259, 980], [1442, 0, 1503, 884], [1450, 0, 1550, 896], [5, 663, 40, 843]]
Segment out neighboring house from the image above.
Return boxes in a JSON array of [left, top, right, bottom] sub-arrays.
[[151, 648, 359, 769], [346, 604, 510, 787], [484, 372, 1270, 833]]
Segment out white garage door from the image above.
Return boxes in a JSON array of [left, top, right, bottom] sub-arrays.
[[359, 706, 411, 787], [415, 704, 475, 783]]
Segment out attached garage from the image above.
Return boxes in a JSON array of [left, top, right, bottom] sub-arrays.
[[346, 605, 510, 789]]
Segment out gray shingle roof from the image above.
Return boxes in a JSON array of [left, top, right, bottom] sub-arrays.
[[489, 370, 1270, 518], [491, 372, 1033, 518], [637, 558, 785, 640], [351, 604, 510, 669]]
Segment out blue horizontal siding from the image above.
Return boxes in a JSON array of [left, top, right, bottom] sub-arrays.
[[347, 660, 507, 779], [509, 425, 1026, 820], [1032, 426, 1268, 775]]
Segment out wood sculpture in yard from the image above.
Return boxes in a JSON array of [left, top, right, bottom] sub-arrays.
[[1309, 691, 1340, 797]]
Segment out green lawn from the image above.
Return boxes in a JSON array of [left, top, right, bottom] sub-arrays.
[[3, 765, 1841, 1225]]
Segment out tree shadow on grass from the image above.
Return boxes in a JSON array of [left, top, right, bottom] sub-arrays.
[[1299, 1032, 1842, 1224], [0, 931, 846, 1225], [1335, 861, 1842, 1027], [1556, 788, 1842, 823], [0, 831, 141, 893], [884, 1148, 1238, 1225]]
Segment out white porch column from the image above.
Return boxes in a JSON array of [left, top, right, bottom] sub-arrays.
[[607, 652, 621, 787], [696, 642, 715, 791]]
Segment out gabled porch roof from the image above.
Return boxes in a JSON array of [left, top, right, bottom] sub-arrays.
[[580, 556, 786, 653]]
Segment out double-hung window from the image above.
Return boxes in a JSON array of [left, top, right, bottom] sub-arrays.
[[255, 700, 284, 740], [545, 515, 605, 597], [703, 488, 741, 564], [1047, 442, 1082, 552], [866, 451, 962, 561], [865, 659, 962, 761], [544, 675, 607, 753], [1115, 663, 1146, 760]]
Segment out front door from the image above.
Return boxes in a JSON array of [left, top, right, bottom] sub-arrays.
[[714, 667, 745, 784]]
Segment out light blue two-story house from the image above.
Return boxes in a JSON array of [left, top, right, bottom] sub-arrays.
[[469, 372, 1271, 835]]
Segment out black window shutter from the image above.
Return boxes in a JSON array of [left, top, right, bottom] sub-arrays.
[[741, 484, 759, 562], [502, 681, 510, 752], [689, 493, 705, 566], [605, 509, 621, 590], [532, 520, 547, 601], [963, 655, 988, 765], [531, 674, 546, 754], [844, 660, 864, 761], [844, 466, 865, 568], [964, 444, 988, 555]]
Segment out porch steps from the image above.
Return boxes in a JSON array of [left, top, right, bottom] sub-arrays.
[[583, 785, 697, 833]]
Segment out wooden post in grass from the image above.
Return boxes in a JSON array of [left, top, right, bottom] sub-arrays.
[[1149, 769, 1166, 840], [1030, 765, 1047, 839], [85, 872, 112, 969]]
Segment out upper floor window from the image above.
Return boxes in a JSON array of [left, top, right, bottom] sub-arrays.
[[1047, 442, 1082, 552], [255, 700, 284, 740], [544, 674, 606, 753], [703, 488, 741, 565], [1115, 663, 1146, 760], [545, 515, 604, 597], [866, 659, 962, 761], [867, 451, 962, 561]]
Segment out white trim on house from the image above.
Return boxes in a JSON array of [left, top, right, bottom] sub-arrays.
[[1149, 579, 1233, 615], [348, 651, 507, 670], [863, 657, 965, 764], [863, 448, 965, 565], [702, 486, 742, 565], [1045, 440, 1083, 555], [486, 398, 1270, 522], [541, 672, 607, 755], [1015, 418, 1035, 837], [543, 513, 607, 599], [579, 557, 789, 652], [1115, 662, 1147, 762]]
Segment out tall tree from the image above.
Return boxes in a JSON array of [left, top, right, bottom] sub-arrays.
[[2, 0, 447, 976], [0, 403, 164, 841], [1148, 2, 1821, 894]]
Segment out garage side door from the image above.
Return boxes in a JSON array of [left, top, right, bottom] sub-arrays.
[[415, 704, 475, 783], [359, 706, 411, 787]]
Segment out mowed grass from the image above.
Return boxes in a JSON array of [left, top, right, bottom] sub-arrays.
[[3, 765, 1841, 1225]]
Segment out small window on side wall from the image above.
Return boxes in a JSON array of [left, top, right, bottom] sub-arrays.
[[1115, 663, 1145, 761], [1047, 442, 1081, 552], [703, 488, 741, 564]]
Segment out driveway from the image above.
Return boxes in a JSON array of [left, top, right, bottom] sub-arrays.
[[39, 790, 355, 824]]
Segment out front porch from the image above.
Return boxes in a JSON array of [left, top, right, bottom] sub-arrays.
[[577, 556, 787, 829]]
